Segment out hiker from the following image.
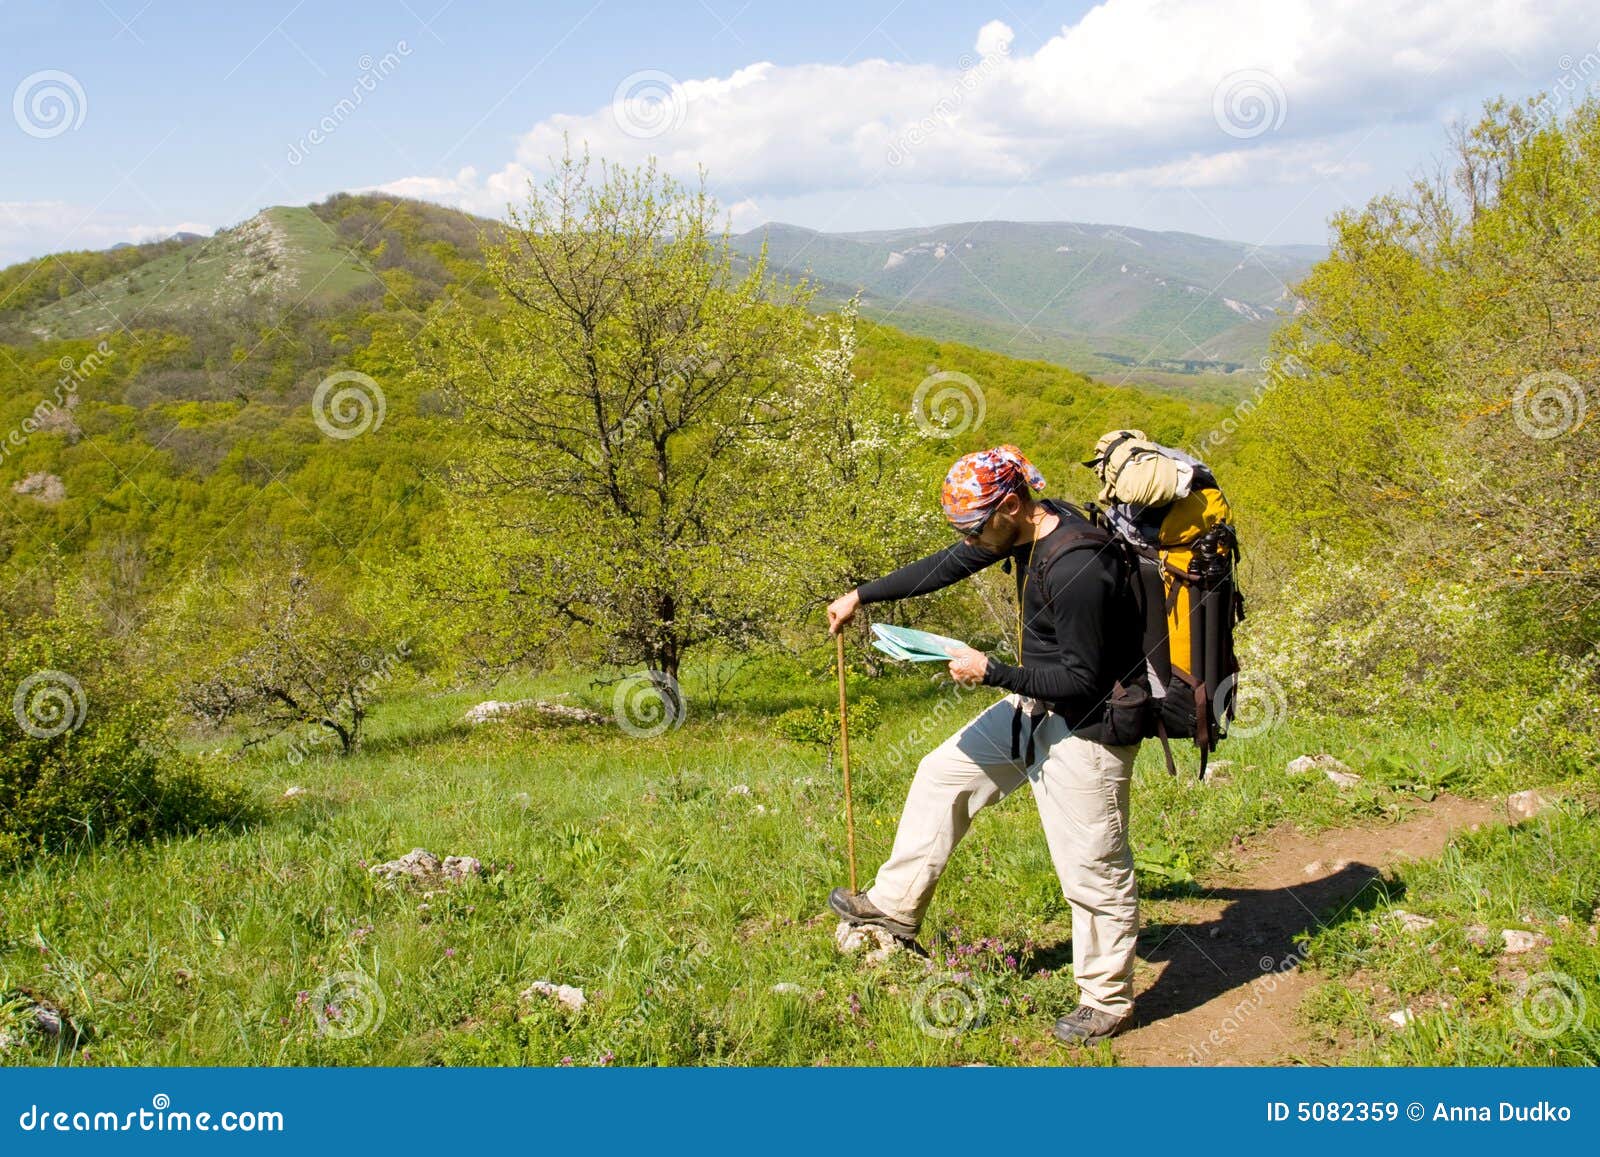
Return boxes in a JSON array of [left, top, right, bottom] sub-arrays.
[[825, 444, 1149, 1046]]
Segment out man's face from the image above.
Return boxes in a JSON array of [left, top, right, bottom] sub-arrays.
[[961, 493, 1026, 553]]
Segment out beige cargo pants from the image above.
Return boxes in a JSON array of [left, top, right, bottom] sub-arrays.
[[864, 692, 1141, 1017]]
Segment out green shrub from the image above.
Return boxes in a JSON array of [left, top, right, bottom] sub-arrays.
[[0, 607, 256, 867]]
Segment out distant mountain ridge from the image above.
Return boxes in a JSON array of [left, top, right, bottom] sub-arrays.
[[5, 200, 1323, 389], [730, 219, 1324, 379]]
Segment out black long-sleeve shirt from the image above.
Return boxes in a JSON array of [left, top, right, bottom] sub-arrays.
[[856, 499, 1138, 733]]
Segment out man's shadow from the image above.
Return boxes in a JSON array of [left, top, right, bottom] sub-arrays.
[[1025, 861, 1400, 1027]]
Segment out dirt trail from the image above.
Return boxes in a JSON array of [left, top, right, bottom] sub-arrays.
[[1112, 793, 1506, 1066]]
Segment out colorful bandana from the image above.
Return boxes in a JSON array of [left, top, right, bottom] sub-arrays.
[[941, 444, 1047, 530]]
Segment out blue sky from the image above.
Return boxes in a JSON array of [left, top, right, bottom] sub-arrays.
[[3, 0, 1599, 263]]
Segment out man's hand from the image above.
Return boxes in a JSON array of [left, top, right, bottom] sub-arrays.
[[827, 590, 861, 635], [945, 645, 989, 686]]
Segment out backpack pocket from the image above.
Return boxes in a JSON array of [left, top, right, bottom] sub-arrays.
[[1102, 680, 1153, 747], [1156, 673, 1199, 741]]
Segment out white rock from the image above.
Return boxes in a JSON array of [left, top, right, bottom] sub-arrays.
[[465, 699, 524, 724], [369, 848, 481, 885], [1389, 910, 1437, 933], [282, 785, 307, 798], [521, 980, 587, 1012], [834, 921, 901, 965], [1506, 789, 1551, 821], [465, 699, 605, 726], [1325, 769, 1362, 788], [1500, 929, 1549, 954], [1286, 754, 1356, 779], [11, 472, 65, 503], [727, 784, 751, 795], [1387, 1008, 1414, 1028]]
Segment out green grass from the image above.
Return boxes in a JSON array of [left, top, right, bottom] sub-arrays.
[[26, 207, 376, 338], [1297, 803, 1600, 1065], [0, 658, 1590, 1067]]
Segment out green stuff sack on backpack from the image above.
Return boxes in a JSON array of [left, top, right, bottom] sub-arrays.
[[1083, 430, 1244, 779]]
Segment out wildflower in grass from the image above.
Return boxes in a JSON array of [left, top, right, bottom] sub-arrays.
[[295, 990, 311, 1008], [598, 1050, 615, 1066], [559, 1056, 574, 1066], [444, 947, 456, 958]]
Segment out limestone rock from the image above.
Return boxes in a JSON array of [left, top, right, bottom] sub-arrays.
[[369, 848, 482, 885], [11, 472, 65, 504], [1500, 928, 1550, 955], [1505, 789, 1551, 822], [464, 699, 606, 726], [1287, 754, 1360, 786], [834, 920, 901, 965], [520, 980, 587, 1012], [1389, 910, 1437, 933]]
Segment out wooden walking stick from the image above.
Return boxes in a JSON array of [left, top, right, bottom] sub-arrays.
[[835, 630, 858, 893]]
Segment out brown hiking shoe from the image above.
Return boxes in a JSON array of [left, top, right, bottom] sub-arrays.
[[828, 887, 919, 939], [1052, 1003, 1132, 1046]]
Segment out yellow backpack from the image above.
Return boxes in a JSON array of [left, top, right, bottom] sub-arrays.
[[1084, 431, 1243, 778]]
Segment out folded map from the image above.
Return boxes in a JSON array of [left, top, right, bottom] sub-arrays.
[[869, 623, 970, 663]]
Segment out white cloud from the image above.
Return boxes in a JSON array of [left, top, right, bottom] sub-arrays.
[[0, 201, 212, 265], [378, 0, 1594, 221]]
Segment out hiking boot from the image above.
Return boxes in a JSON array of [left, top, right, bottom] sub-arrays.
[[828, 887, 918, 939], [1052, 1003, 1132, 1046]]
